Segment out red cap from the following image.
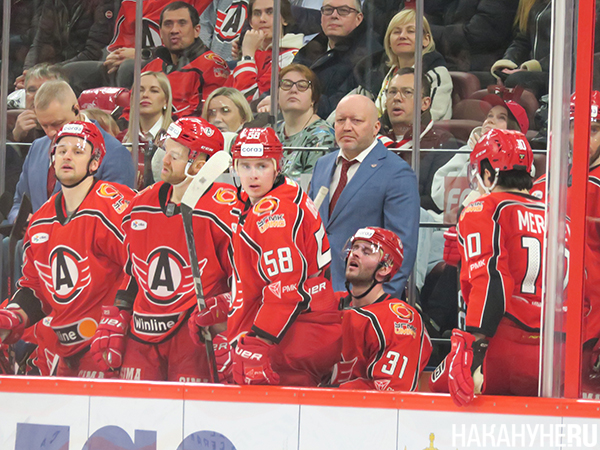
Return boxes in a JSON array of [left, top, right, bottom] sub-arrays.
[[483, 94, 529, 133]]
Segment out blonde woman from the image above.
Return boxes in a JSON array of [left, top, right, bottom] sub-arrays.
[[374, 9, 453, 121]]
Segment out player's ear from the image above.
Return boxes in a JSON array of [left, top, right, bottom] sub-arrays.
[[188, 156, 206, 176], [375, 263, 393, 282]]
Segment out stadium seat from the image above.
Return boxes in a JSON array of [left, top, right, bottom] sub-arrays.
[[449, 72, 481, 107], [78, 87, 130, 115]]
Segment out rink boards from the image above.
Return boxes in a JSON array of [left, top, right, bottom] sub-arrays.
[[0, 377, 599, 450]]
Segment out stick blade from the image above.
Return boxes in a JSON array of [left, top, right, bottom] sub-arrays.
[[181, 151, 232, 208]]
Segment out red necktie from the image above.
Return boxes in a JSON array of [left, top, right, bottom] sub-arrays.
[[329, 159, 358, 216], [47, 162, 57, 199]]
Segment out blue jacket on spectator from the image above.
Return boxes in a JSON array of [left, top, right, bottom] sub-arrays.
[[8, 120, 135, 223], [308, 140, 420, 297]]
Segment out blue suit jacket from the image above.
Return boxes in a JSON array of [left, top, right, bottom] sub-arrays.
[[9, 120, 135, 223], [308, 141, 420, 295]]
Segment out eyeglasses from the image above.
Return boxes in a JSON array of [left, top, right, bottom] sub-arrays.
[[320, 5, 360, 16], [279, 79, 312, 92], [386, 87, 414, 100]]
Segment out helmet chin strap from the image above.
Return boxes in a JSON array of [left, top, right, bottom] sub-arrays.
[[60, 158, 96, 189], [345, 262, 385, 301], [476, 168, 499, 195]]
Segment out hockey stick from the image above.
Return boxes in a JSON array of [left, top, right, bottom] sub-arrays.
[[181, 151, 232, 384], [313, 186, 329, 210]]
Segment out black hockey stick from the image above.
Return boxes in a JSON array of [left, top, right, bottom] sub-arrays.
[[180, 151, 232, 383]]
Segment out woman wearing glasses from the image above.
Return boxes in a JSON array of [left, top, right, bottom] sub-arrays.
[[276, 64, 335, 180], [232, 0, 303, 103]]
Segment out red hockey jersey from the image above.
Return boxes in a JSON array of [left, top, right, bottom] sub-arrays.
[[143, 40, 230, 117], [14, 181, 135, 357], [118, 181, 235, 343], [334, 293, 432, 391], [584, 165, 600, 341], [229, 177, 334, 344], [457, 191, 547, 336], [108, 0, 212, 52]]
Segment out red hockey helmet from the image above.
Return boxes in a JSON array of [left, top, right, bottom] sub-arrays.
[[231, 127, 283, 170], [569, 91, 600, 122], [165, 117, 224, 161], [348, 227, 404, 279], [52, 121, 106, 167]]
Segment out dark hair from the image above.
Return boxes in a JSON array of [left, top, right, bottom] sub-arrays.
[[279, 64, 321, 112], [248, 0, 295, 32], [395, 67, 432, 98], [480, 159, 533, 191], [160, 1, 200, 27]]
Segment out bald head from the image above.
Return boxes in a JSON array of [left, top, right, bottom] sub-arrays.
[[335, 95, 381, 158]]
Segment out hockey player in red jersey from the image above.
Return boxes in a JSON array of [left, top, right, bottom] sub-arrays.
[[0, 121, 135, 378], [432, 129, 548, 405], [190, 127, 342, 386], [91, 117, 235, 382], [331, 227, 432, 391]]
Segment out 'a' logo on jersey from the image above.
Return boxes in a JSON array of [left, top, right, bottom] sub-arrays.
[[133, 247, 206, 306], [215, 1, 248, 43], [34, 246, 91, 304]]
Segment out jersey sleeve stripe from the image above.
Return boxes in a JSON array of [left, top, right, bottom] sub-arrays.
[[75, 209, 125, 242], [354, 308, 386, 379]]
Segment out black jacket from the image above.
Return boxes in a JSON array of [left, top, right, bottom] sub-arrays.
[[24, 0, 116, 69], [293, 21, 383, 119], [425, 0, 520, 71]]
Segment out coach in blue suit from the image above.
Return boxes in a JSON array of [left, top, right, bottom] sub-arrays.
[[308, 95, 419, 295], [8, 80, 135, 223]]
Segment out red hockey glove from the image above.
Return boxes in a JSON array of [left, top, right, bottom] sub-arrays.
[[448, 329, 488, 406], [188, 293, 231, 346], [0, 309, 26, 345], [330, 357, 358, 385], [232, 336, 280, 385], [443, 226, 461, 267], [213, 333, 233, 383], [429, 356, 450, 393], [90, 306, 131, 371]]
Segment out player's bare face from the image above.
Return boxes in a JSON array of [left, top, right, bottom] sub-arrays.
[[481, 105, 509, 135], [236, 159, 277, 204], [160, 8, 200, 53], [345, 240, 382, 285], [36, 100, 77, 139], [161, 138, 189, 185], [53, 136, 96, 185], [139, 74, 167, 120], [207, 96, 244, 132]]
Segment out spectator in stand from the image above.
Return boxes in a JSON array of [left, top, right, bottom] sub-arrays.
[[424, 0, 520, 72], [9, 80, 135, 224], [309, 95, 419, 296], [276, 64, 335, 180], [11, 64, 66, 144], [144, 1, 231, 117], [202, 88, 253, 133], [232, 0, 302, 103], [369, 8, 453, 122], [15, 0, 117, 92], [380, 68, 458, 214], [293, 0, 383, 119], [83, 109, 121, 138], [200, 0, 249, 60]]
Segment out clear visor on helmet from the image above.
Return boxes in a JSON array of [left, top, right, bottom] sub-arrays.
[[343, 238, 382, 260], [52, 139, 91, 157], [233, 158, 278, 176]]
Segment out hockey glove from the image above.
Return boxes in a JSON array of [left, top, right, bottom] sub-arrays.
[[213, 333, 233, 383], [232, 335, 280, 385], [90, 306, 131, 371], [188, 293, 231, 346], [0, 308, 27, 345], [443, 226, 461, 267], [448, 329, 488, 406]]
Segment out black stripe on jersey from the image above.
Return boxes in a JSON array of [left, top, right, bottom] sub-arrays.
[[478, 200, 545, 336], [74, 209, 125, 242], [410, 324, 427, 391], [193, 210, 233, 238], [130, 206, 164, 215], [30, 217, 61, 227], [239, 229, 270, 284], [11, 287, 47, 326], [354, 307, 386, 379], [590, 176, 600, 188]]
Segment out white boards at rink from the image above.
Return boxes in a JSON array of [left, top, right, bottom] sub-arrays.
[[0, 376, 599, 450]]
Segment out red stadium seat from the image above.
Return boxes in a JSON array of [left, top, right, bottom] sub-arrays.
[[78, 87, 130, 114], [449, 72, 481, 107]]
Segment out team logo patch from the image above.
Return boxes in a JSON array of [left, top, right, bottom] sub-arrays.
[[131, 219, 147, 230], [354, 228, 375, 239], [213, 187, 237, 205], [268, 281, 281, 299], [215, 1, 248, 43], [54, 318, 98, 345], [389, 302, 414, 322], [133, 247, 205, 306], [252, 196, 278, 215], [31, 233, 49, 244], [61, 123, 84, 134], [374, 379, 392, 391], [257, 214, 286, 233], [42, 316, 53, 327], [241, 143, 264, 157], [105, 10, 113, 19], [394, 322, 417, 338], [34, 246, 91, 304], [97, 183, 129, 213], [204, 52, 228, 68], [213, 67, 229, 78], [167, 123, 182, 139], [462, 201, 483, 215]]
